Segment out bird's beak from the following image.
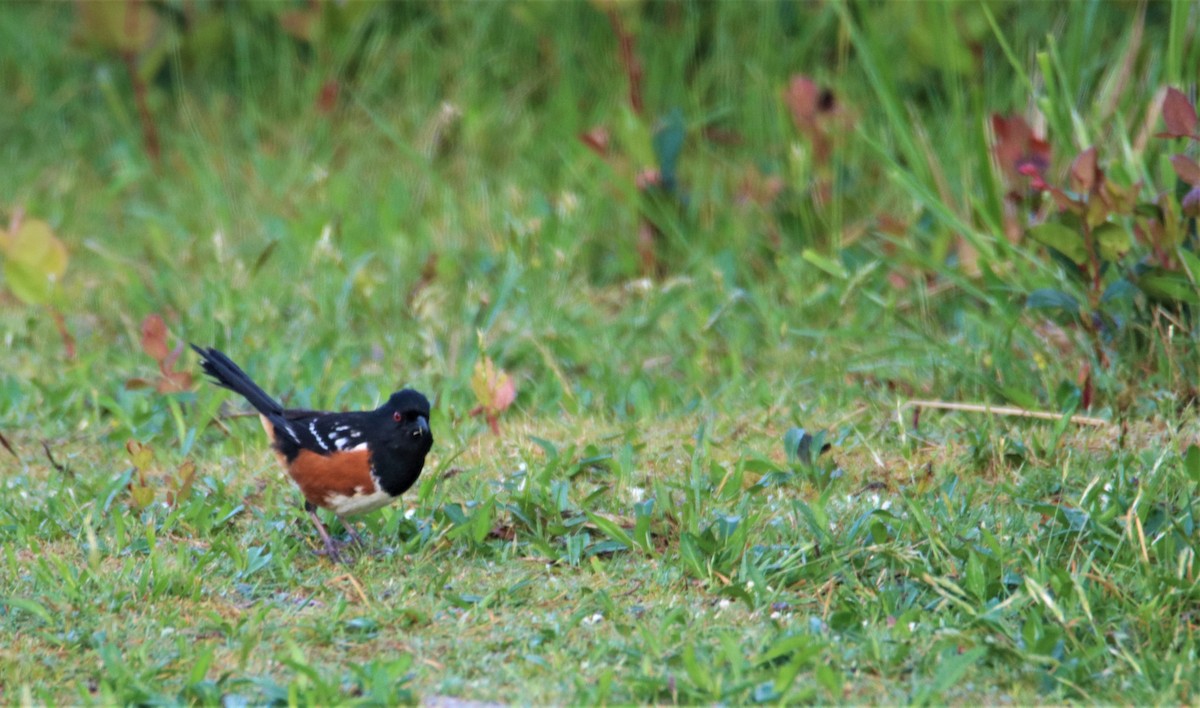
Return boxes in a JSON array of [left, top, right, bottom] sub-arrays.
[[413, 415, 430, 438]]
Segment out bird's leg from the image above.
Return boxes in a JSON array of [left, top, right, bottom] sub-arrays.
[[339, 517, 366, 547], [305, 504, 344, 562]]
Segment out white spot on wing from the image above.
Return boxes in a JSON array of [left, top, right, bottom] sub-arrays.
[[348, 442, 368, 452], [309, 420, 329, 451]]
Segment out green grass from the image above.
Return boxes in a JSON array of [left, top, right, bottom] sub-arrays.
[[3, 1, 1200, 704]]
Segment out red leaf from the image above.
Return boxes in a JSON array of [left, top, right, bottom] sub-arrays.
[[702, 126, 742, 146], [1070, 147, 1098, 194], [316, 79, 340, 115], [990, 113, 1051, 183], [162, 340, 185, 373], [1048, 186, 1078, 212], [278, 8, 319, 42], [785, 75, 821, 126], [470, 356, 516, 435], [170, 460, 197, 507], [141, 314, 169, 363], [1162, 87, 1198, 138], [1183, 186, 1200, 217], [156, 369, 194, 394], [1170, 154, 1200, 186], [785, 75, 838, 165], [579, 126, 610, 157], [491, 376, 516, 411], [635, 168, 662, 190]]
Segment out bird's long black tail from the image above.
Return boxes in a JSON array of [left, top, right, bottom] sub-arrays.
[[192, 345, 288, 429]]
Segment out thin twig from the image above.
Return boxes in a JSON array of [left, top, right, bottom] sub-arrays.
[[42, 441, 72, 477], [331, 573, 373, 609], [50, 308, 76, 360], [903, 399, 1110, 427], [122, 1, 159, 164], [605, 9, 643, 115], [0, 430, 17, 460]]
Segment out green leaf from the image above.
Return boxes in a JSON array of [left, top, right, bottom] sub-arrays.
[[1137, 269, 1200, 305], [783, 427, 809, 465], [1025, 288, 1080, 316], [814, 664, 842, 697], [653, 108, 685, 192], [931, 646, 987, 693], [632, 498, 655, 553], [1184, 445, 1200, 483], [680, 532, 708, 579], [1028, 222, 1088, 265], [801, 249, 847, 279], [1178, 249, 1200, 285], [1094, 223, 1131, 262], [965, 551, 986, 600], [998, 385, 1038, 410], [1, 219, 69, 305], [4, 259, 51, 304], [1160, 193, 1184, 247], [713, 514, 742, 544], [1, 597, 54, 624], [129, 486, 155, 509], [76, 1, 160, 54], [1100, 278, 1137, 305], [586, 512, 634, 552], [470, 498, 495, 544], [758, 633, 821, 666], [188, 644, 215, 684], [681, 644, 712, 693]]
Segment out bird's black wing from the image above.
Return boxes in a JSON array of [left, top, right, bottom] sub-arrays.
[[280, 410, 372, 455]]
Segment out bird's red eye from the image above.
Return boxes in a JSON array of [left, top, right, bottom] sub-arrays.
[[393, 411, 403, 422]]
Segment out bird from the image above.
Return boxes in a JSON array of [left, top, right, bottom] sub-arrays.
[[191, 345, 433, 561]]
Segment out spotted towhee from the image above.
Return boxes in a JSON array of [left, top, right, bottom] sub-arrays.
[[192, 345, 433, 560]]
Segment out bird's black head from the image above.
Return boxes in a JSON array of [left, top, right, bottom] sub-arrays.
[[378, 389, 433, 453]]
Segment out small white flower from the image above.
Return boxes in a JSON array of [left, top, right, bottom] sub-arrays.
[[212, 229, 226, 263], [583, 613, 604, 626], [625, 278, 653, 293], [314, 223, 338, 261], [557, 191, 580, 217]]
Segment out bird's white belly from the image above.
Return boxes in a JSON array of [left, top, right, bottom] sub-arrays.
[[324, 488, 395, 516]]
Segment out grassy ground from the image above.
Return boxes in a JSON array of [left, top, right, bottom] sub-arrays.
[[3, 2, 1200, 704]]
